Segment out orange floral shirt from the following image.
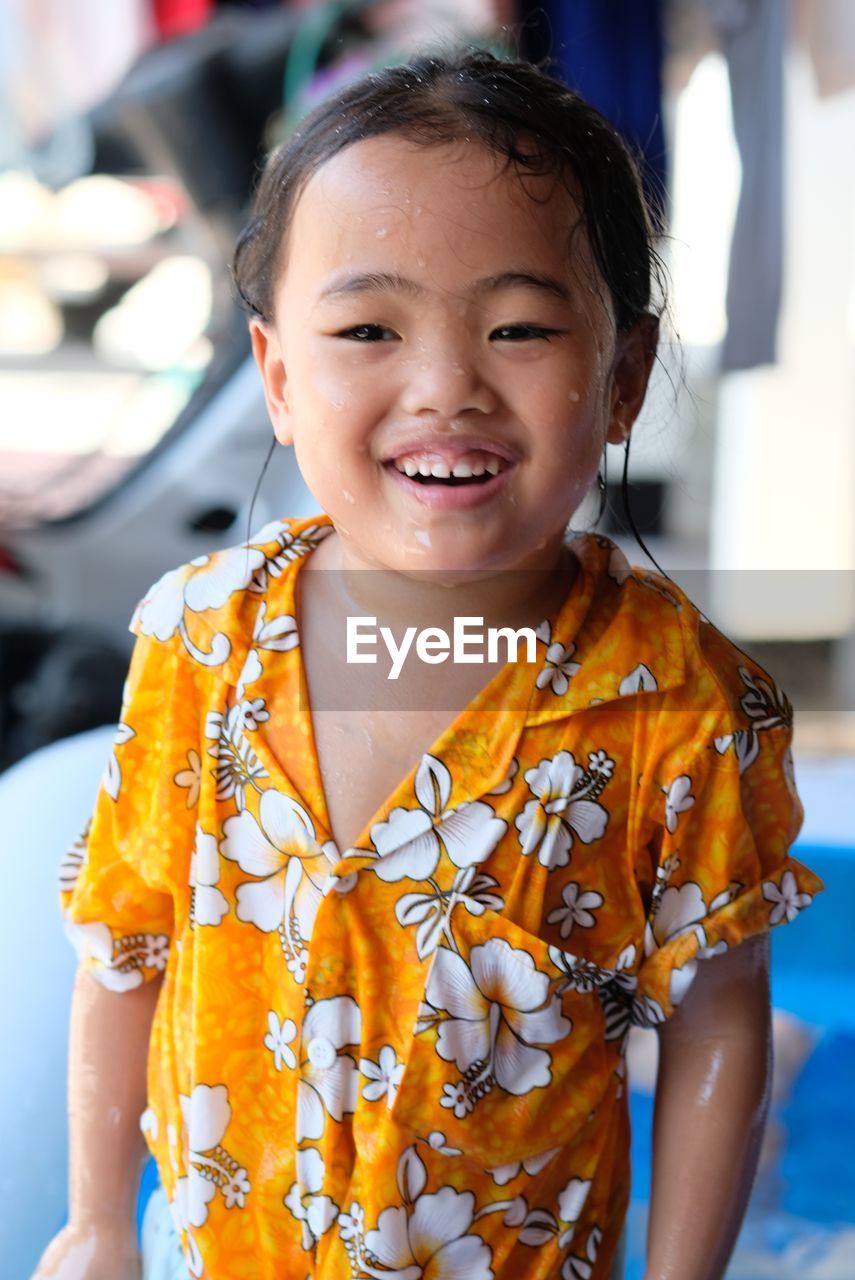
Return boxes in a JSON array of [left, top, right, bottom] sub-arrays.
[[60, 513, 825, 1280]]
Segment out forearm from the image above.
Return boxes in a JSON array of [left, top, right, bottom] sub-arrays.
[[644, 936, 773, 1280], [67, 966, 163, 1230]]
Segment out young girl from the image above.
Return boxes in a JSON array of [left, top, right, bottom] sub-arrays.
[[37, 50, 824, 1280]]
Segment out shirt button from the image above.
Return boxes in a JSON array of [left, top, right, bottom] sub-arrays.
[[306, 1036, 336, 1071]]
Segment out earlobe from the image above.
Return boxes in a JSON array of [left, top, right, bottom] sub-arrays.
[[606, 314, 659, 446], [249, 318, 293, 447]]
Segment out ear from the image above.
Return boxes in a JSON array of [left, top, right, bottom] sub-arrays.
[[605, 314, 659, 446], [249, 318, 293, 447]]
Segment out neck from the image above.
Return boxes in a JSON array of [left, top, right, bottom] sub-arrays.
[[305, 526, 578, 636]]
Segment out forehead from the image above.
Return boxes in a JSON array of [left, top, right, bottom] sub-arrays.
[[278, 134, 594, 299]]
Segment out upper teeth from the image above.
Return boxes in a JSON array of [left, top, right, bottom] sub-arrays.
[[394, 452, 504, 478]]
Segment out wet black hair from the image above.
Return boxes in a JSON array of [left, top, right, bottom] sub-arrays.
[[232, 47, 666, 333], [236, 46, 672, 581]]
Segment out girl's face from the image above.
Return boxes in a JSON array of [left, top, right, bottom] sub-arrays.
[[251, 134, 654, 575]]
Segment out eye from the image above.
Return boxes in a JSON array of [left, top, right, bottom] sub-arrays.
[[336, 324, 398, 342], [491, 324, 562, 342]]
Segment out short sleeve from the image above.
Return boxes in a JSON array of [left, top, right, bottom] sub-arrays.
[[634, 720, 826, 1026], [59, 631, 202, 991]]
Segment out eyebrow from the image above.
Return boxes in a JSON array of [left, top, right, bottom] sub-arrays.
[[317, 270, 572, 305]]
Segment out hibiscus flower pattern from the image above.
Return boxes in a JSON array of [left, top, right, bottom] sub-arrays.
[[168, 1083, 251, 1275], [58, 514, 824, 1278], [132, 519, 331, 669], [338, 1146, 493, 1280], [296, 996, 361, 1141], [368, 754, 507, 884], [189, 824, 228, 927], [285, 1148, 339, 1252], [220, 789, 332, 983], [423, 937, 571, 1116], [515, 750, 613, 869]]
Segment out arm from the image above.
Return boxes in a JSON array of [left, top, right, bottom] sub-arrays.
[[32, 967, 162, 1279], [644, 933, 773, 1280]]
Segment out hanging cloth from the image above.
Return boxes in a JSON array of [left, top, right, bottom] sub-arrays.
[[703, 0, 786, 371], [529, 0, 668, 222]]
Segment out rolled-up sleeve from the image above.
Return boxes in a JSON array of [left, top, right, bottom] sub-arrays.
[[634, 719, 825, 1026], [59, 631, 201, 991]]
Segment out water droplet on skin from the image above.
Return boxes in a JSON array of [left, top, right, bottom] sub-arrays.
[[414, 528, 432, 547]]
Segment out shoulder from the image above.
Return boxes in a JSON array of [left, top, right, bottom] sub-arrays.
[[573, 532, 793, 741], [128, 513, 334, 682]]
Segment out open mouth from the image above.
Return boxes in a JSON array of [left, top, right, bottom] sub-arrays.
[[405, 470, 496, 487], [386, 449, 511, 487]]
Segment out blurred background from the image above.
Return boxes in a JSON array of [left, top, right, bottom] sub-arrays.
[[1, 2, 853, 1277]]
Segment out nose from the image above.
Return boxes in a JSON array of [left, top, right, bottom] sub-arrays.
[[399, 342, 498, 419]]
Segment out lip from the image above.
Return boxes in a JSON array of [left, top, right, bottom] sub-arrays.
[[381, 435, 519, 467], [383, 459, 515, 510]]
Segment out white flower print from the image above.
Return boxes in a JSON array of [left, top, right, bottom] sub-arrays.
[[369, 754, 506, 884], [284, 1148, 339, 1252], [250, 520, 332, 585], [516, 750, 611, 870], [488, 1146, 559, 1186], [714, 729, 760, 775], [220, 789, 329, 980], [562, 1223, 602, 1280], [62, 919, 167, 991], [738, 664, 792, 730], [427, 938, 571, 1109], [586, 749, 614, 778], [134, 546, 268, 667], [171, 1083, 250, 1267], [297, 996, 361, 1141], [763, 869, 813, 924], [618, 663, 658, 695], [338, 1200, 365, 1242], [546, 882, 604, 939], [556, 1177, 592, 1247], [360, 1045, 405, 1108], [645, 880, 708, 954], [663, 772, 695, 833], [190, 824, 228, 926], [207, 704, 268, 811], [103, 721, 135, 801], [362, 1150, 492, 1280], [236, 646, 263, 700], [223, 1168, 251, 1210], [485, 755, 518, 796], [253, 600, 300, 652], [536, 640, 582, 695], [141, 934, 170, 970], [236, 697, 269, 731], [424, 1130, 462, 1156], [396, 866, 504, 960], [264, 1011, 297, 1071], [174, 748, 201, 807], [58, 823, 88, 894], [440, 1080, 473, 1119]]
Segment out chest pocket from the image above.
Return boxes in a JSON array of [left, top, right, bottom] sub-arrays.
[[390, 895, 628, 1173]]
